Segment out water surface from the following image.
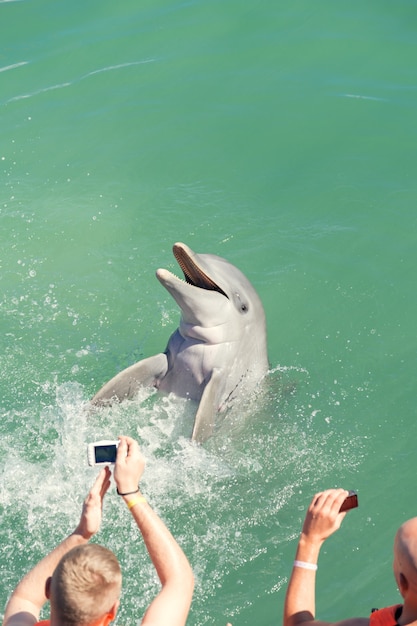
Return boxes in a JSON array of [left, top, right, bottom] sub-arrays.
[[1, 1, 416, 624]]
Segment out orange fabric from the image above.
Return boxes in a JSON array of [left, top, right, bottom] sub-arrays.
[[370, 605, 402, 626], [89, 613, 115, 626], [37, 614, 113, 626]]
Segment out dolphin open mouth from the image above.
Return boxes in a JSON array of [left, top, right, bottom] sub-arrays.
[[173, 243, 228, 298]]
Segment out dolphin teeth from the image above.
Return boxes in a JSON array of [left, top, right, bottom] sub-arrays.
[[174, 247, 228, 298]]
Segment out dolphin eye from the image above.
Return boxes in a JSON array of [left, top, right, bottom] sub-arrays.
[[234, 292, 249, 314]]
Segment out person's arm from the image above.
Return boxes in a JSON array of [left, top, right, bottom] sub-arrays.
[[283, 489, 368, 626], [114, 436, 194, 626], [3, 467, 111, 626]]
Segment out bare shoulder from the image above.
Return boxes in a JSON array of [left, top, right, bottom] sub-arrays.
[[333, 618, 370, 626], [2, 613, 38, 626], [304, 618, 369, 626]]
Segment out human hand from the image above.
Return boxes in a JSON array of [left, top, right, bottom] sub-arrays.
[[114, 435, 145, 495], [301, 489, 349, 545], [74, 465, 111, 540]]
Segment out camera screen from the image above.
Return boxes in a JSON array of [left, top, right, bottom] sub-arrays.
[[94, 444, 117, 463]]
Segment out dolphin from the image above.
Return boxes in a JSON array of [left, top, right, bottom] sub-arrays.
[[91, 242, 269, 443]]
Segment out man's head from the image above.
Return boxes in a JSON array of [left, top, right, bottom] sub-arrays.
[[46, 544, 122, 626], [393, 517, 417, 599]]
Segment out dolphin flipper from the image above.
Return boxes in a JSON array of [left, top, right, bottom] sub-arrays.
[[191, 368, 222, 444], [91, 353, 168, 405]]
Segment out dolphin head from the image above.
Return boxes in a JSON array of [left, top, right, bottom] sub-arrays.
[[156, 243, 267, 352]]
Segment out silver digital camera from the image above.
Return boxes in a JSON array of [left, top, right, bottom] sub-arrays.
[[87, 440, 119, 466]]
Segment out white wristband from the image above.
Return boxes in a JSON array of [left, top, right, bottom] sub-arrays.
[[293, 560, 318, 571]]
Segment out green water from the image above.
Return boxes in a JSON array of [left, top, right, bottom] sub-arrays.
[[1, 1, 416, 625]]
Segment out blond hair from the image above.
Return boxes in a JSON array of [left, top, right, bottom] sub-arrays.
[[49, 544, 122, 626]]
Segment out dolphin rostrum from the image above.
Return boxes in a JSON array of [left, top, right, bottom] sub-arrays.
[[91, 242, 269, 443]]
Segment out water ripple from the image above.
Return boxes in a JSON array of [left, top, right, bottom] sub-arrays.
[[81, 59, 155, 79], [8, 82, 72, 102], [4, 59, 155, 105], [0, 61, 28, 73]]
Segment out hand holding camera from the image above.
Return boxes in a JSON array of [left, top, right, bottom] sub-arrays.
[[114, 436, 145, 495], [301, 488, 358, 545], [87, 436, 145, 495]]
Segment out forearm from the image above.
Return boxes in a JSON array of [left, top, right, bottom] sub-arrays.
[[3, 531, 88, 625], [125, 492, 193, 585], [283, 534, 323, 626], [124, 493, 194, 625], [114, 436, 193, 624]]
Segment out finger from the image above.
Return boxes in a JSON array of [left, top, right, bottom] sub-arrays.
[[124, 438, 139, 458], [310, 491, 330, 513], [91, 467, 109, 494], [311, 491, 324, 507], [119, 434, 135, 443], [324, 489, 349, 510], [310, 489, 348, 514], [116, 437, 128, 461], [100, 467, 112, 497], [85, 476, 108, 511], [333, 489, 350, 514], [127, 439, 139, 457], [319, 490, 350, 521]]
